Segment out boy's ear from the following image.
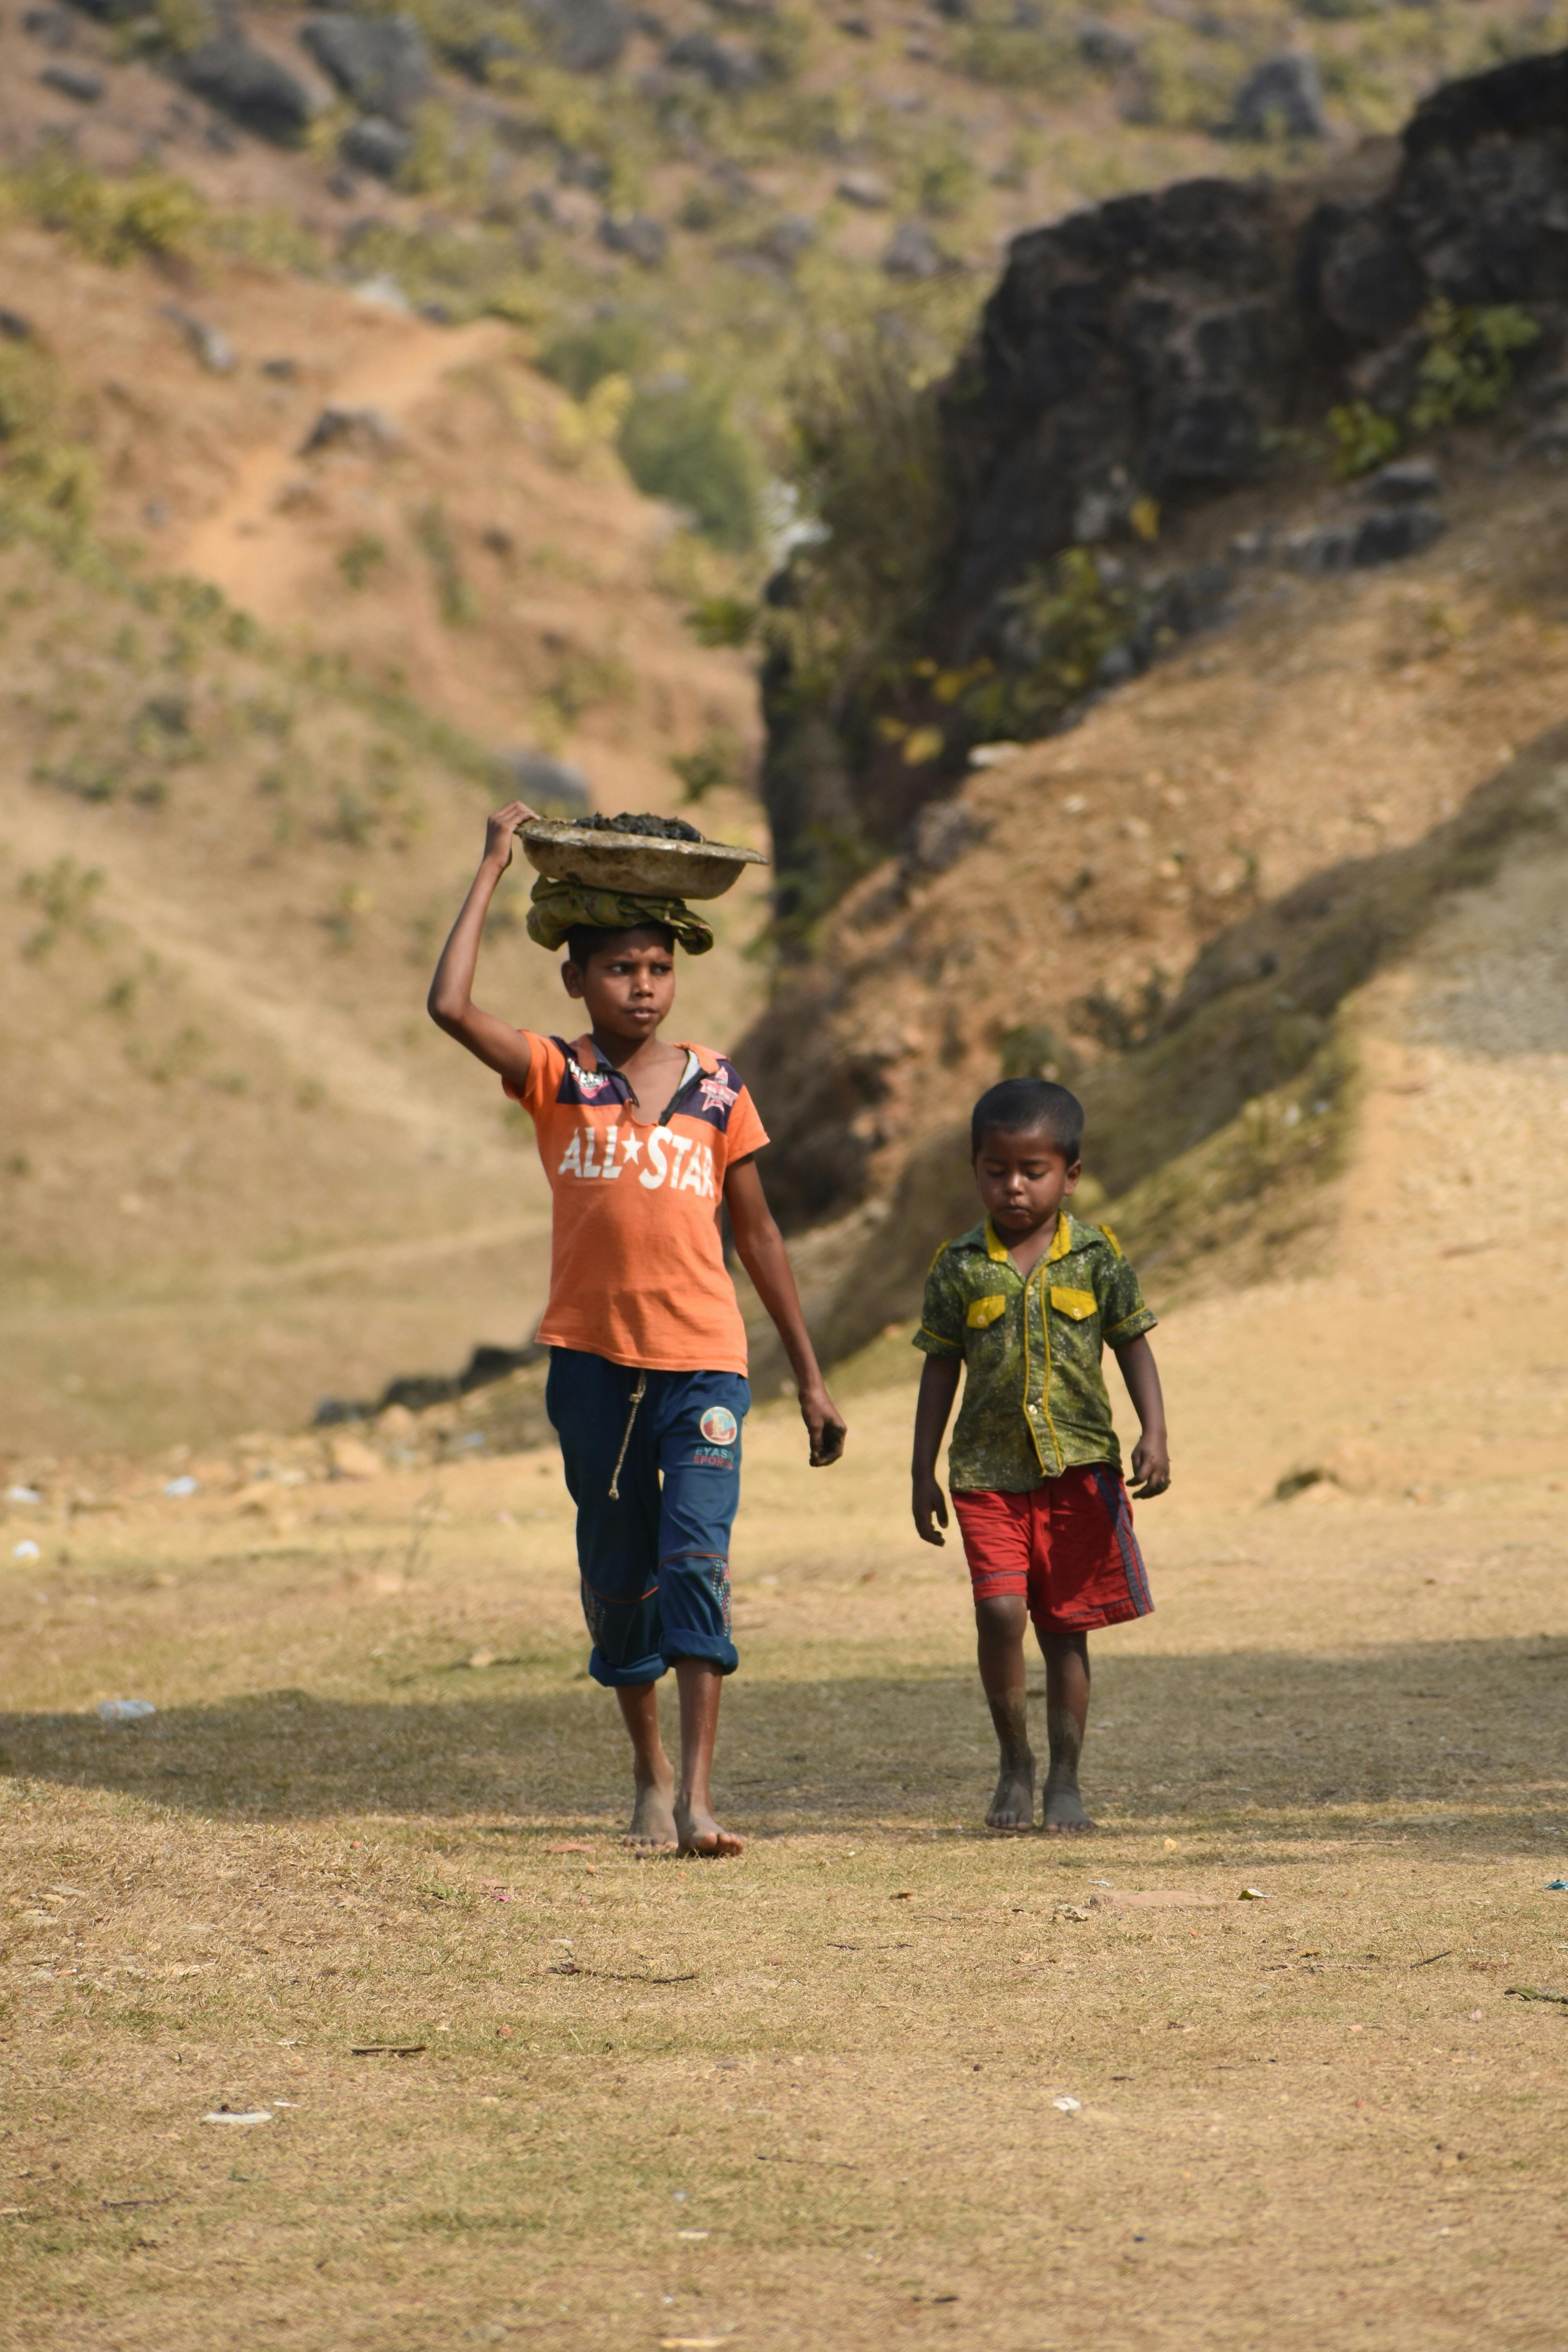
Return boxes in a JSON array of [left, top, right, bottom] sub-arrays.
[[561, 957, 586, 1000], [1063, 1159, 1082, 1191]]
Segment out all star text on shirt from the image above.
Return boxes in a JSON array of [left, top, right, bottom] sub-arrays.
[[556, 1123, 719, 1196]]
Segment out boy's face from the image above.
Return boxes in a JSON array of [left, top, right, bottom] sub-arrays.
[[973, 1123, 1080, 1238], [561, 928, 676, 1041]]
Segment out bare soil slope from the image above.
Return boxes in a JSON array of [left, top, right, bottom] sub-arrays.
[[0, 230, 766, 1455]]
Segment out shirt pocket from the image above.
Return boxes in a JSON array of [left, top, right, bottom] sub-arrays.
[[1048, 1285, 1098, 1324], [965, 1293, 1009, 1330]]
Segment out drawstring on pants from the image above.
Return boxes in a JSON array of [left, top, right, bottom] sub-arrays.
[[607, 1370, 647, 1501]]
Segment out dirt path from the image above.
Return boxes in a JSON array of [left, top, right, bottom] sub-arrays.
[[174, 314, 515, 621]]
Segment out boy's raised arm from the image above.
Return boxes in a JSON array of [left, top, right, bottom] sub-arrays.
[[724, 1159, 846, 1467], [427, 802, 537, 1092]]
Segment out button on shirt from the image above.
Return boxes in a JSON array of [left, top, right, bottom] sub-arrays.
[[914, 1211, 1156, 1491]]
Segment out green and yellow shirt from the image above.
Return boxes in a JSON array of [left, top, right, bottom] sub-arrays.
[[913, 1211, 1156, 1492]]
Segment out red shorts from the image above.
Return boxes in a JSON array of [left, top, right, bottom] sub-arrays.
[[951, 1466, 1153, 1631]]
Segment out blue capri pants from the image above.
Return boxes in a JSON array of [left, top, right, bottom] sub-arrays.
[[544, 1348, 749, 1688]]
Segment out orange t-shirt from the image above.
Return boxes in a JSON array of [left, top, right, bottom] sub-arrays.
[[508, 1032, 769, 1376]]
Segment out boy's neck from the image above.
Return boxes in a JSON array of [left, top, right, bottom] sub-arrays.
[[587, 1024, 681, 1074]]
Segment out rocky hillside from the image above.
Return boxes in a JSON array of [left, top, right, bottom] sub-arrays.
[[737, 46, 1568, 1342], [0, 0, 1552, 564], [757, 45, 1568, 927], [724, 54, 1568, 1379]]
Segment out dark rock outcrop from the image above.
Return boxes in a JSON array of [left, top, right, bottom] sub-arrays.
[[666, 29, 763, 91], [1229, 52, 1329, 143], [760, 46, 1568, 923], [940, 174, 1302, 644], [525, 0, 629, 72], [40, 60, 103, 100], [339, 116, 413, 180], [299, 12, 432, 122], [179, 20, 316, 141], [599, 212, 668, 266]]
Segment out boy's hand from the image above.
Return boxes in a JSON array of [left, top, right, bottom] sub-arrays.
[[1130, 1432, 1171, 1498], [912, 1472, 948, 1546], [483, 799, 536, 870], [800, 1382, 846, 1467]]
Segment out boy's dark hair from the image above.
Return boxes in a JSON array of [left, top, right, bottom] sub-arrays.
[[564, 920, 676, 970], [971, 1077, 1084, 1163]]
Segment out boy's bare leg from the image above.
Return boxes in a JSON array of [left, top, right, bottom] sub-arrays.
[[672, 1659, 743, 1858], [1040, 1629, 1093, 1833], [976, 1595, 1035, 1829], [615, 1681, 678, 1849]]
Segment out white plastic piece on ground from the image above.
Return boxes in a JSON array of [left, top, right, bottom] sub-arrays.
[[13, 1540, 41, 1561], [98, 1699, 157, 1723], [353, 273, 412, 312], [6, 1485, 42, 1504], [1239, 1886, 1271, 1900], [969, 741, 1025, 768], [164, 1475, 199, 1498], [1052, 2094, 1082, 2112], [203, 2110, 272, 2126]]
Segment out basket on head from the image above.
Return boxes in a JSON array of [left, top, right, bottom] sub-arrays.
[[517, 817, 768, 903]]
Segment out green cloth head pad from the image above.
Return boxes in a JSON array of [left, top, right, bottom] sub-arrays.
[[524, 875, 715, 956]]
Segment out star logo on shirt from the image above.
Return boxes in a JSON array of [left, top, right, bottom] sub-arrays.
[[619, 1129, 641, 1164]]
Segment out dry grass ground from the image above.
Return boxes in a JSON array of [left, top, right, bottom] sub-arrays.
[[4, 1292, 1567, 2350]]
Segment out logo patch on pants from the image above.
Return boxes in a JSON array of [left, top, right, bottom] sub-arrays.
[[699, 1405, 738, 1446]]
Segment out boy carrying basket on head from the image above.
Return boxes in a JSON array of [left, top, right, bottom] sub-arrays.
[[911, 1078, 1169, 1835], [428, 800, 846, 1859]]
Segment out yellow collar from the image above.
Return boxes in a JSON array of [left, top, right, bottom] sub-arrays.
[[984, 1211, 1073, 1265]]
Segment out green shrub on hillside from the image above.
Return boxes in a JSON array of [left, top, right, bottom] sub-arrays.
[[412, 503, 480, 626], [1326, 398, 1401, 480], [7, 152, 207, 266], [918, 142, 980, 220], [964, 549, 1137, 739], [618, 384, 759, 551], [0, 345, 98, 537], [19, 856, 105, 960], [397, 102, 497, 201], [1407, 298, 1540, 432], [1323, 300, 1541, 479], [955, 11, 1084, 95], [537, 314, 651, 401], [786, 338, 949, 681], [671, 722, 748, 802], [339, 532, 390, 592]]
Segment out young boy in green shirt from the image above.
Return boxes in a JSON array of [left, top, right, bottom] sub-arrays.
[[910, 1078, 1170, 1835]]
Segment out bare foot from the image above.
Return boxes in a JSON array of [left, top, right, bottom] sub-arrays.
[[987, 1755, 1036, 1831], [624, 1774, 678, 1851], [1042, 1779, 1094, 1835], [675, 1798, 744, 1858]]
